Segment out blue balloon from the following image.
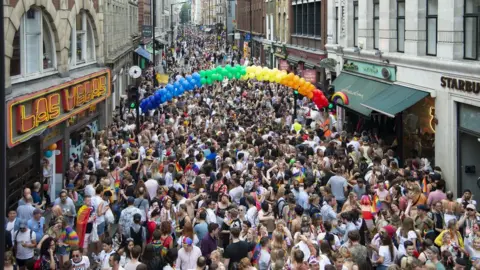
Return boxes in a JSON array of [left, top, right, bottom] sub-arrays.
[[186, 75, 193, 81], [44, 150, 53, 158], [160, 95, 167, 103], [179, 78, 186, 83], [166, 93, 173, 101], [166, 84, 174, 92], [154, 92, 162, 102], [192, 72, 201, 80], [182, 81, 191, 90], [190, 79, 196, 87], [174, 82, 181, 89]]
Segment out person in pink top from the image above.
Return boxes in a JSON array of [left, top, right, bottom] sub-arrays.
[[427, 181, 446, 207]]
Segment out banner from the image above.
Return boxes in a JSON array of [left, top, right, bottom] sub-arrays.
[[156, 73, 169, 84], [279, 60, 289, 71], [302, 69, 317, 83]]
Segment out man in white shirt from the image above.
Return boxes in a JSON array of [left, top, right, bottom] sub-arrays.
[[205, 200, 217, 224], [144, 175, 159, 200], [14, 220, 36, 268], [228, 179, 244, 205], [71, 247, 91, 270], [176, 237, 202, 270], [246, 195, 259, 228], [84, 177, 96, 198]]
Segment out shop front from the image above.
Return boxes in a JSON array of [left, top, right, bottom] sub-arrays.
[[285, 48, 327, 89], [6, 68, 111, 208], [331, 59, 433, 165], [273, 44, 287, 70]]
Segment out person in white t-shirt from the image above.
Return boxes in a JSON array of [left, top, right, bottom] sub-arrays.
[[71, 247, 91, 270], [14, 220, 36, 268], [124, 245, 142, 270], [374, 235, 398, 269], [229, 179, 244, 205]]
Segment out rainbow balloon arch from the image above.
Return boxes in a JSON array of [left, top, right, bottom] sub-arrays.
[[140, 65, 347, 112]]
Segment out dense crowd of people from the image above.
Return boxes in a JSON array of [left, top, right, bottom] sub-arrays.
[[5, 27, 480, 270]]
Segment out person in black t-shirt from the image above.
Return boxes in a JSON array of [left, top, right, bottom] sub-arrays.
[[223, 227, 255, 270]]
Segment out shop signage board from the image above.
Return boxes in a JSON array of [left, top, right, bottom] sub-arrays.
[[343, 60, 396, 81], [7, 69, 111, 148], [440, 76, 480, 94], [279, 60, 289, 71], [303, 69, 317, 83], [142, 25, 153, 38]]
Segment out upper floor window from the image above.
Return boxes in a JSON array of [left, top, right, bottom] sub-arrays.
[[464, 0, 480, 60], [397, 0, 405, 52], [10, 8, 56, 79], [354, 1, 358, 47], [373, 0, 379, 49], [426, 0, 438, 55], [70, 12, 96, 67]]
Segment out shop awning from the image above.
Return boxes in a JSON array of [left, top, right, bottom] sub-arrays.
[[361, 85, 429, 118], [303, 61, 316, 69], [332, 73, 390, 117], [287, 55, 301, 64], [134, 46, 152, 61], [155, 38, 168, 45]]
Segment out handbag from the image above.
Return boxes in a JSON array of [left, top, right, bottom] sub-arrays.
[[90, 222, 99, 243], [105, 209, 114, 224]]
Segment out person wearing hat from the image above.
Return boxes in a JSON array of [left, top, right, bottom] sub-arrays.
[[118, 197, 143, 238], [457, 204, 480, 237], [13, 219, 37, 269], [424, 246, 446, 270], [176, 237, 202, 270], [27, 208, 45, 243], [414, 204, 431, 231]]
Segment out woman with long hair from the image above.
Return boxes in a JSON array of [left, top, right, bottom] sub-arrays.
[[341, 192, 360, 213], [141, 244, 164, 269], [177, 221, 199, 246], [396, 217, 418, 255], [159, 221, 174, 249], [39, 237, 59, 270], [4, 251, 17, 270], [375, 234, 397, 270], [118, 238, 135, 267]]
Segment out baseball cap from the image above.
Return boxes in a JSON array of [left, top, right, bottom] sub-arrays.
[[127, 196, 135, 204], [133, 213, 142, 222], [19, 220, 27, 229], [467, 204, 476, 211], [182, 237, 193, 246]]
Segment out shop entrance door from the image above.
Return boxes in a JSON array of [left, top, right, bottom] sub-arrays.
[[459, 131, 480, 199]]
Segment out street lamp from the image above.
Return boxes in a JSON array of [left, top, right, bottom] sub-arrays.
[[171, 1, 187, 47]]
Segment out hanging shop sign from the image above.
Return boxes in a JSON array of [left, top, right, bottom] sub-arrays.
[[440, 76, 480, 94], [273, 44, 287, 59], [279, 60, 289, 71], [343, 59, 396, 81], [142, 25, 153, 38], [303, 69, 317, 84], [7, 69, 111, 148]]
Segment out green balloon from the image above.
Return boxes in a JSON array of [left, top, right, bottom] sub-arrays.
[[241, 69, 247, 75], [207, 78, 213, 85], [216, 66, 223, 73], [235, 72, 241, 79], [227, 73, 233, 79], [199, 70, 206, 77], [200, 78, 207, 84]]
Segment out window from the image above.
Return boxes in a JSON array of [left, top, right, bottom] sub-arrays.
[[314, 1, 321, 36], [354, 1, 358, 46], [426, 0, 438, 55], [373, 0, 379, 49], [307, 2, 314, 36], [464, 0, 480, 60], [302, 3, 307, 35], [397, 0, 405, 52], [335, 7, 338, 43], [10, 8, 56, 79], [70, 12, 95, 66]]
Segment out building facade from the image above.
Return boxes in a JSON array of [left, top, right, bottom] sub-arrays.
[[236, 0, 265, 62], [326, 0, 480, 196], [3, 0, 110, 208], [104, 0, 140, 122]]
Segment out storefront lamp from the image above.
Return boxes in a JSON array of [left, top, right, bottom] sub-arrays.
[[130, 102, 136, 109], [328, 103, 334, 109], [294, 90, 298, 95]]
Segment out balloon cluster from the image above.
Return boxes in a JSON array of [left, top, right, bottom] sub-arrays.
[[44, 143, 58, 158], [140, 73, 202, 111], [239, 66, 329, 109], [140, 64, 330, 111]]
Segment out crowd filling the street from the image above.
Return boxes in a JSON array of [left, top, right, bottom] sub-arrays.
[[5, 27, 480, 270]]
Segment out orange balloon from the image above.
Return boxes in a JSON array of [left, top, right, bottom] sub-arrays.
[[306, 91, 314, 99], [49, 143, 57, 150], [299, 78, 306, 86]]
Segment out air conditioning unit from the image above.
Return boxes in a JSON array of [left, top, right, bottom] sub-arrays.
[[381, 67, 391, 80]]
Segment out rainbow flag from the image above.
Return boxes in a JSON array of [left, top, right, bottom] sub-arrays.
[[422, 177, 428, 193], [175, 162, 183, 172], [114, 179, 121, 194], [76, 205, 92, 248], [371, 194, 381, 214]]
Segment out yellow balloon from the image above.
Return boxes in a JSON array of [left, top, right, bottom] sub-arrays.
[[248, 72, 255, 79], [293, 122, 302, 133]]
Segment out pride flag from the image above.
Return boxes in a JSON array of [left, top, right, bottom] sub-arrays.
[[61, 226, 79, 247], [76, 205, 92, 248], [422, 177, 428, 193], [371, 194, 381, 214], [175, 162, 183, 172]]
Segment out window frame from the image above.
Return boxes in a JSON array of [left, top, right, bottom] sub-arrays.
[[70, 11, 96, 68], [11, 8, 57, 82], [464, 0, 479, 60], [426, 0, 438, 56], [397, 0, 405, 52], [353, 1, 358, 47], [373, 0, 379, 49]]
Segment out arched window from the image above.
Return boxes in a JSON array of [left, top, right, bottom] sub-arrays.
[[70, 11, 96, 66], [10, 8, 56, 79]]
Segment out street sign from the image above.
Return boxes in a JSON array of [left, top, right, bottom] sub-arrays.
[[245, 33, 251, 41], [142, 25, 153, 38], [234, 33, 240, 40]]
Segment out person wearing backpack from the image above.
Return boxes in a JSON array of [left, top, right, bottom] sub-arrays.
[[14, 220, 36, 270], [274, 187, 287, 219], [127, 214, 146, 250]]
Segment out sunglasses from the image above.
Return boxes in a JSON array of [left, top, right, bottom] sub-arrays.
[[468, 209, 476, 211]]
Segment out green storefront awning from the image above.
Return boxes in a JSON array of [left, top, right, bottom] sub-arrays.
[[332, 73, 390, 116], [361, 85, 429, 118], [287, 55, 301, 64]]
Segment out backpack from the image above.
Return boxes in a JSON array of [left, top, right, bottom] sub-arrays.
[[130, 226, 144, 247], [274, 198, 286, 219], [14, 229, 33, 256]]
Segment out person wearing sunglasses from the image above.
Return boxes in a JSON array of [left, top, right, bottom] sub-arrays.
[[457, 204, 480, 237], [70, 246, 90, 270]]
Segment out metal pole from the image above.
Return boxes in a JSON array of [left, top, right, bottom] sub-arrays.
[[293, 93, 297, 120], [171, 4, 174, 47], [0, 0, 6, 262], [152, 0, 156, 85], [249, 0, 253, 63]]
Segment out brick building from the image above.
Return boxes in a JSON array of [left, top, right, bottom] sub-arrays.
[[236, 0, 265, 61]]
